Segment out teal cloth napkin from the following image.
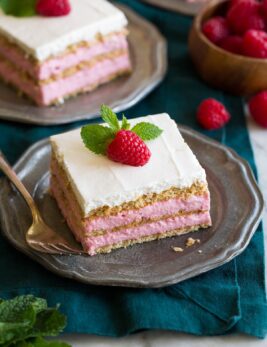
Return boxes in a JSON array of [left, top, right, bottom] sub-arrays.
[[1, 0, 267, 338]]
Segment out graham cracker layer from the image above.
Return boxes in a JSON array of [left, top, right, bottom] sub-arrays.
[[92, 182, 208, 217], [0, 30, 128, 64], [50, 155, 209, 219], [40, 50, 129, 85], [93, 224, 210, 255]]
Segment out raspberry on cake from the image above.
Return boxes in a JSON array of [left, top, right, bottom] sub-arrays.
[[0, 0, 131, 106], [50, 107, 212, 256], [36, 0, 71, 17]]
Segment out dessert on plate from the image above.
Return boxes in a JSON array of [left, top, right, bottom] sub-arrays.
[[0, 0, 131, 106], [50, 106, 211, 255]]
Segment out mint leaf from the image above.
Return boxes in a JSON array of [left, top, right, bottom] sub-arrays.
[[0, 296, 69, 347], [121, 115, 130, 130], [100, 105, 120, 133], [0, 0, 37, 17], [32, 308, 66, 337], [131, 122, 163, 141], [0, 296, 38, 344], [81, 124, 114, 155]]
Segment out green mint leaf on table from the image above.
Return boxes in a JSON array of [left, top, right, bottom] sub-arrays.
[[0, 295, 69, 347], [131, 122, 163, 141], [100, 105, 120, 133], [121, 115, 130, 130], [32, 308, 66, 336], [81, 124, 114, 155], [0, 0, 37, 17], [0, 295, 39, 345]]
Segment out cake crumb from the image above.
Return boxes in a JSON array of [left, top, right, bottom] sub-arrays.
[[198, 250, 203, 254], [186, 237, 200, 247], [172, 246, 184, 252]]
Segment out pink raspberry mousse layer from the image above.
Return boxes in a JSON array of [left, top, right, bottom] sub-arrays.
[[0, 54, 131, 106], [50, 174, 211, 255], [0, 33, 128, 80], [50, 161, 210, 233], [82, 211, 211, 255], [84, 193, 210, 232]]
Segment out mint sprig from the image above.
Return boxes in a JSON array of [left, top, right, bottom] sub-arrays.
[[100, 105, 120, 133], [81, 124, 114, 155], [81, 105, 163, 156], [0, 295, 70, 347], [131, 122, 163, 141], [0, 0, 37, 17], [121, 115, 130, 130]]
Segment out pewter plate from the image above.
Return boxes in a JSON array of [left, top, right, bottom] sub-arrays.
[[0, 5, 167, 126], [141, 0, 205, 16], [0, 127, 263, 288]]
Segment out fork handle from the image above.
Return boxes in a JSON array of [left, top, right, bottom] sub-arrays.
[[0, 151, 40, 220]]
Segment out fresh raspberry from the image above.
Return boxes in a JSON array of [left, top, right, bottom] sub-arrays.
[[262, 0, 267, 21], [228, 0, 254, 10], [228, 0, 241, 9], [202, 17, 230, 44], [219, 35, 244, 55], [243, 29, 267, 58], [248, 91, 267, 127], [107, 130, 151, 166], [36, 0, 71, 17], [197, 98, 231, 130], [227, 0, 266, 35]]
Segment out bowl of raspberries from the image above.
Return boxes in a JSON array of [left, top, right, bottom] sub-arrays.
[[189, 0, 267, 95]]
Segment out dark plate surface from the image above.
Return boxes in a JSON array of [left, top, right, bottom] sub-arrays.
[[0, 126, 263, 288], [0, 5, 167, 126], [141, 0, 206, 16]]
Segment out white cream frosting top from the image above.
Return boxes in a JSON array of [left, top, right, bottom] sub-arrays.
[[50, 113, 207, 216], [0, 0, 127, 61]]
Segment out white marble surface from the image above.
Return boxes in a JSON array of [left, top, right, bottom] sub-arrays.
[[60, 117, 267, 347]]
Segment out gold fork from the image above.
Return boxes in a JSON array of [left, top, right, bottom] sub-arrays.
[[0, 151, 83, 255]]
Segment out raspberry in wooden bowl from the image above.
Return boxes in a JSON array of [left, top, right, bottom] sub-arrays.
[[188, 0, 267, 95]]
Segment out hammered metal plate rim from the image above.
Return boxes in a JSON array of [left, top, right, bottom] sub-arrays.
[[141, 0, 205, 16]]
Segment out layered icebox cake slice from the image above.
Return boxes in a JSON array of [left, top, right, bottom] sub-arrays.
[[50, 111, 211, 255], [0, 0, 131, 106]]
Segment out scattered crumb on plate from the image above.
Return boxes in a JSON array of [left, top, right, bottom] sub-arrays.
[[172, 246, 184, 252], [198, 250, 203, 254], [186, 237, 200, 247]]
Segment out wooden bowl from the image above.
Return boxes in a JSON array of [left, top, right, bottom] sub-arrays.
[[188, 0, 267, 95]]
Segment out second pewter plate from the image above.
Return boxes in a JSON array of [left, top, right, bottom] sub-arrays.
[[0, 5, 167, 126], [0, 126, 263, 288], [141, 0, 206, 16]]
